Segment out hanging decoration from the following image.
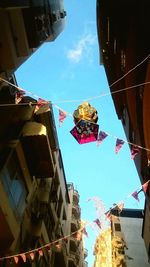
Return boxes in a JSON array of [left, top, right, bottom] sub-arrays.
[[97, 131, 108, 146], [0, 180, 149, 263], [70, 102, 99, 144], [34, 98, 50, 114], [115, 139, 125, 154], [131, 146, 140, 159], [58, 109, 67, 126]]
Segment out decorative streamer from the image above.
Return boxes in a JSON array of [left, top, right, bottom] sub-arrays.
[[20, 254, 26, 263], [131, 191, 140, 202], [34, 98, 50, 114], [115, 139, 125, 154], [93, 219, 102, 229], [29, 252, 35, 260], [97, 131, 108, 146], [58, 109, 67, 126], [131, 146, 140, 159], [0, 181, 149, 262], [142, 180, 149, 193]]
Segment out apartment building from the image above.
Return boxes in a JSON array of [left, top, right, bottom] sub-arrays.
[[0, 0, 66, 75], [67, 183, 88, 267], [0, 78, 86, 267], [93, 209, 149, 267], [96, 0, 150, 261]]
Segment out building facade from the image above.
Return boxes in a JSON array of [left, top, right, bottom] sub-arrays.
[[0, 79, 86, 267], [96, 0, 150, 261], [93, 209, 149, 267], [0, 0, 66, 75], [67, 183, 88, 267]]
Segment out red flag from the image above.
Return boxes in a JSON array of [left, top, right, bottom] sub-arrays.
[[59, 109, 67, 126], [115, 139, 125, 154], [81, 228, 88, 237], [15, 89, 25, 104], [131, 146, 140, 159], [142, 180, 149, 193], [20, 254, 26, 262], [97, 131, 108, 146], [117, 202, 124, 213], [45, 244, 51, 251], [29, 252, 34, 260], [132, 191, 139, 202], [38, 249, 43, 257], [74, 231, 82, 241], [93, 218, 102, 229], [34, 98, 50, 114], [14, 256, 19, 264], [105, 210, 112, 221]]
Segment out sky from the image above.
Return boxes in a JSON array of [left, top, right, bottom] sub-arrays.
[[15, 1, 145, 266]]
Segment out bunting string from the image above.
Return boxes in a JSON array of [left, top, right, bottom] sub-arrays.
[[0, 180, 149, 262], [0, 101, 149, 154], [0, 53, 149, 106]]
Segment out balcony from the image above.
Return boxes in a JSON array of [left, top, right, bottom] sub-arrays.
[[71, 217, 80, 232], [53, 240, 67, 267], [84, 260, 88, 267], [68, 252, 78, 267], [0, 206, 14, 252], [21, 122, 55, 178], [84, 248, 88, 258], [69, 236, 78, 253], [72, 204, 81, 219], [73, 189, 79, 205]]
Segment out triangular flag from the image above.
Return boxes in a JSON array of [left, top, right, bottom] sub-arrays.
[[15, 89, 26, 104], [38, 249, 43, 257], [59, 109, 67, 126], [20, 254, 26, 262], [115, 139, 125, 154], [29, 252, 35, 260], [81, 227, 88, 237], [131, 146, 140, 159], [34, 98, 50, 114], [132, 191, 139, 202], [93, 218, 102, 229], [97, 131, 108, 146], [74, 231, 82, 241], [117, 202, 124, 213], [45, 244, 51, 251], [142, 180, 149, 193], [105, 210, 112, 221], [14, 256, 19, 264]]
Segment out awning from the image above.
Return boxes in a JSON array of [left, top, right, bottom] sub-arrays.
[[21, 122, 54, 178]]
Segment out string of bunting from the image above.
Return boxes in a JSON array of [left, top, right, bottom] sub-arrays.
[[0, 82, 150, 156], [0, 179, 149, 263]]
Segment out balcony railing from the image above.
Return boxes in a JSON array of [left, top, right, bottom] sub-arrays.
[[71, 217, 80, 232], [84, 248, 88, 258], [72, 204, 81, 219], [73, 189, 79, 204]]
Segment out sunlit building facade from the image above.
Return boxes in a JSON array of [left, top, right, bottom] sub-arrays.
[[96, 0, 150, 261], [67, 183, 88, 267], [0, 79, 86, 267], [0, 0, 66, 75]]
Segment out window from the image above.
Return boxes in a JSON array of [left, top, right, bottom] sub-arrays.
[[1, 151, 27, 220], [114, 223, 121, 232]]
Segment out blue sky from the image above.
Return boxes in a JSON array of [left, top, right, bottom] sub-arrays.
[[15, 1, 145, 266]]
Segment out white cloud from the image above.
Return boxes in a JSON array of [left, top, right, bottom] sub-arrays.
[[67, 34, 96, 63]]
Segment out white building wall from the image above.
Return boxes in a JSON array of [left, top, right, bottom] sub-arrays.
[[120, 217, 149, 267]]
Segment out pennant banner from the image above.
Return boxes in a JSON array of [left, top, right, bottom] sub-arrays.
[[59, 109, 67, 126], [131, 146, 140, 159], [97, 131, 108, 146], [115, 139, 125, 154]]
